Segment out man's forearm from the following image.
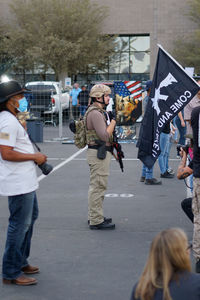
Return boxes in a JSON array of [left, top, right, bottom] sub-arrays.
[[178, 111, 184, 122], [177, 154, 192, 179], [1, 146, 47, 165], [1, 148, 36, 162]]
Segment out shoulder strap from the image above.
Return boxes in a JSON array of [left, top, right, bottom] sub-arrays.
[[84, 105, 106, 128], [84, 105, 105, 118]]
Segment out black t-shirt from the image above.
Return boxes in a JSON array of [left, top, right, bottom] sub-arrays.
[[188, 160, 193, 170], [78, 90, 89, 106], [191, 106, 200, 177], [162, 121, 170, 134]]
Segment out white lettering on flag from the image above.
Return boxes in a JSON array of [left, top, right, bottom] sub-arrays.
[[151, 73, 178, 115]]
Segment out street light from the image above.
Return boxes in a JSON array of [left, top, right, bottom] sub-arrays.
[[1, 75, 10, 82]]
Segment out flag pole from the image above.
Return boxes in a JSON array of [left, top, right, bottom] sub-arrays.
[[157, 44, 200, 87]]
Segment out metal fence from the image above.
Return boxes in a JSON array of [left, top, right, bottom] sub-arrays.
[[25, 81, 73, 142], [42, 104, 74, 142], [25, 79, 144, 143]]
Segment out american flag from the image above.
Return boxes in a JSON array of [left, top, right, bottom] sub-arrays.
[[114, 81, 142, 100]]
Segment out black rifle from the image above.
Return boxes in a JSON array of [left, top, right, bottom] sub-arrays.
[[106, 111, 125, 172], [112, 131, 125, 172]]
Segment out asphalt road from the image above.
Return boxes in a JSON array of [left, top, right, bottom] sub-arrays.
[[0, 139, 193, 300]]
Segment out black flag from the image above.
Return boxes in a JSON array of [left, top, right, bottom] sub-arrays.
[[137, 45, 200, 169]]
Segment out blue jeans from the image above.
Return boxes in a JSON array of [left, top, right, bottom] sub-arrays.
[[2, 191, 38, 280], [158, 132, 170, 174], [142, 164, 153, 179], [189, 174, 193, 192], [175, 116, 186, 145], [166, 136, 172, 170], [80, 105, 87, 116]]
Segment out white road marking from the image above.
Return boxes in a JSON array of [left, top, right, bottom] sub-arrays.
[[38, 147, 87, 182], [105, 193, 134, 198], [47, 158, 180, 161]]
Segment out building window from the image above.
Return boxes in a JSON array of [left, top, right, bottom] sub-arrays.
[[77, 34, 150, 83]]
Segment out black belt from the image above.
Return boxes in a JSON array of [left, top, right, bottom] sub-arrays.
[[88, 145, 113, 153]]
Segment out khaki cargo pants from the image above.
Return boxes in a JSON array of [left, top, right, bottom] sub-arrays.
[[87, 148, 112, 226], [192, 177, 200, 260]]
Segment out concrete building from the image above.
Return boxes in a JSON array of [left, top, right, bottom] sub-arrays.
[[0, 0, 197, 82], [90, 0, 197, 82]]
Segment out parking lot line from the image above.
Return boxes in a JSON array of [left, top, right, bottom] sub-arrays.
[[38, 150, 180, 183], [47, 158, 180, 161], [38, 147, 87, 182]]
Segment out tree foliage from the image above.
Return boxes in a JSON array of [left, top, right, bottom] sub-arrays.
[[0, 23, 14, 76], [172, 0, 200, 74], [2, 0, 116, 80], [188, 0, 200, 25]]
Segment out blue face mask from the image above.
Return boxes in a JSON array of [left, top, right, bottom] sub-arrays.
[[18, 97, 28, 112]]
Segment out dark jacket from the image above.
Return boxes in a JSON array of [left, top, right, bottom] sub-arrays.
[[130, 271, 200, 300], [78, 90, 89, 106], [191, 106, 200, 177]]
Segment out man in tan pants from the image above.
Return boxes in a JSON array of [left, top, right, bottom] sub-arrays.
[[86, 84, 116, 230]]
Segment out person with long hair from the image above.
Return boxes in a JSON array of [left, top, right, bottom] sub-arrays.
[[130, 228, 200, 300], [0, 81, 47, 285]]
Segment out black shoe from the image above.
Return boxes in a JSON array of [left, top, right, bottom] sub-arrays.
[[145, 178, 162, 185], [88, 217, 112, 225], [160, 171, 174, 178], [140, 176, 145, 182], [196, 260, 200, 273], [90, 221, 115, 230]]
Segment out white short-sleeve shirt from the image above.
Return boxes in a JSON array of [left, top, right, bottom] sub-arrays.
[[0, 111, 38, 196]]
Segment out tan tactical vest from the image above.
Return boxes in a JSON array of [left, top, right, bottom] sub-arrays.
[[84, 105, 112, 145]]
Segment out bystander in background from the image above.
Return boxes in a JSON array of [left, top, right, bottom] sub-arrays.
[[184, 80, 200, 135], [130, 228, 200, 300], [69, 83, 81, 119], [140, 80, 162, 185], [190, 102, 200, 273], [177, 141, 193, 224], [77, 85, 90, 116], [158, 120, 175, 179], [175, 110, 186, 157]]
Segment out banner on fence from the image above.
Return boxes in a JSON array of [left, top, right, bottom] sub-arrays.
[[114, 81, 142, 126]]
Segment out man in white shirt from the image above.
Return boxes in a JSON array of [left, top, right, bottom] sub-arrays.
[[0, 80, 47, 286]]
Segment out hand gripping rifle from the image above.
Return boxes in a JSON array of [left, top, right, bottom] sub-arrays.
[[107, 111, 125, 172], [112, 130, 125, 172]]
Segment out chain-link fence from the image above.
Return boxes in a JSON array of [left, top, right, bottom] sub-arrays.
[[24, 81, 73, 142], [25, 79, 144, 143]]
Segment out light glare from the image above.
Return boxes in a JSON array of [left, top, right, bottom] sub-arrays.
[[1, 75, 10, 83]]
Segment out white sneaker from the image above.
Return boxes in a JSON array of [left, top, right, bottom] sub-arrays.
[[167, 168, 174, 175]]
